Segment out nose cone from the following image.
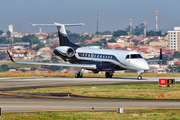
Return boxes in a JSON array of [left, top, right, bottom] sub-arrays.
[[136, 60, 149, 70], [142, 63, 149, 70]]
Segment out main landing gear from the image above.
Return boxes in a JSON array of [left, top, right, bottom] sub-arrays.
[[105, 71, 113, 78], [75, 68, 83, 78]]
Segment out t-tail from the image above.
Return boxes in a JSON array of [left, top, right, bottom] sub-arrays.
[[30, 22, 84, 49]]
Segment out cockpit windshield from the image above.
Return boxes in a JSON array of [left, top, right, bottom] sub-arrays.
[[125, 54, 143, 59]]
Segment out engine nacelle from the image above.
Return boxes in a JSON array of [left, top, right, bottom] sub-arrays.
[[54, 46, 75, 57]]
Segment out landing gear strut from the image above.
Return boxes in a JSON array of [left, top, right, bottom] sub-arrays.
[[105, 71, 113, 78], [137, 70, 144, 80], [75, 68, 83, 78]]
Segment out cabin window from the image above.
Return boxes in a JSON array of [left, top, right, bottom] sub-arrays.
[[130, 54, 138, 59], [137, 54, 143, 58], [126, 55, 129, 59]]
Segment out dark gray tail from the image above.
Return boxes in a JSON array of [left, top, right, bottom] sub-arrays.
[[58, 30, 79, 49]]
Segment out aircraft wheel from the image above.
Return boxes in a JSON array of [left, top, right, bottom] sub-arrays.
[[109, 75, 112, 78], [105, 72, 109, 78], [137, 76, 142, 80], [79, 74, 83, 78], [75, 73, 83, 78], [75, 74, 79, 78]]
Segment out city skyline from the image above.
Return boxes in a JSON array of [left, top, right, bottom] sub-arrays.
[[0, 0, 180, 34]]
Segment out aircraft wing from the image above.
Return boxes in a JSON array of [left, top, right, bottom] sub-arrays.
[[7, 51, 96, 70]]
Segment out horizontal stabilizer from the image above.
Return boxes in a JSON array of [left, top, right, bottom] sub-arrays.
[[30, 23, 84, 27], [147, 48, 162, 63]]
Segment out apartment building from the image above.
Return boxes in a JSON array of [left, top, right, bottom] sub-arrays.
[[168, 27, 180, 51]]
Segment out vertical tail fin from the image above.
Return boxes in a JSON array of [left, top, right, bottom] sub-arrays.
[[30, 23, 84, 48]]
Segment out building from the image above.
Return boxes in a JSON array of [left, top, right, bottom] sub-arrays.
[[9, 24, 13, 33], [168, 27, 180, 51]]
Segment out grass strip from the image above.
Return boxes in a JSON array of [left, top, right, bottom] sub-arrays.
[[1, 110, 180, 120], [0, 72, 180, 77], [12, 83, 180, 99]]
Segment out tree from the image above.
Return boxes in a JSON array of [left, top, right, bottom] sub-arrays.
[[133, 23, 144, 35], [135, 32, 140, 36], [95, 31, 112, 35], [66, 30, 72, 36], [14, 38, 23, 43], [68, 33, 80, 43], [31, 67, 38, 70], [79, 36, 91, 43], [112, 30, 128, 37], [146, 30, 162, 37], [146, 31, 157, 36], [22, 34, 40, 46], [6, 31, 11, 39], [1, 64, 9, 71], [108, 38, 116, 43], [32, 43, 45, 51], [20, 69, 26, 72], [0, 37, 8, 44], [0, 30, 4, 35], [0, 52, 7, 60], [173, 51, 180, 58]]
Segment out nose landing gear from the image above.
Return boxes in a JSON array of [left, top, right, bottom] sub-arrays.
[[137, 75, 142, 80], [137, 70, 144, 80]]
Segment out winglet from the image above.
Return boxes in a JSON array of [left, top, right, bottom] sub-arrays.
[[7, 50, 15, 63], [160, 48, 162, 61]]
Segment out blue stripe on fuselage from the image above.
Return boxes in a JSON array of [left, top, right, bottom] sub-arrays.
[[78, 52, 126, 66]]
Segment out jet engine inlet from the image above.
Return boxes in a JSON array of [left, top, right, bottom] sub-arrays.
[[66, 47, 75, 57]]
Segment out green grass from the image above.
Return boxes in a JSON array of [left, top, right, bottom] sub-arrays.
[[0, 72, 180, 77], [1, 110, 180, 120], [12, 83, 180, 99]]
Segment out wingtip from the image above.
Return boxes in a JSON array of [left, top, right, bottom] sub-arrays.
[[7, 50, 15, 63]]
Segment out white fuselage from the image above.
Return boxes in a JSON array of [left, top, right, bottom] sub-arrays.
[[74, 47, 149, 71]]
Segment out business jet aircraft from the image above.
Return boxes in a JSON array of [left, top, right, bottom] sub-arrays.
[[7, 23, 162, 80]]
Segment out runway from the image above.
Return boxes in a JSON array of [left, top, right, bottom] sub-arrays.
[[0, 77, 180, 113]]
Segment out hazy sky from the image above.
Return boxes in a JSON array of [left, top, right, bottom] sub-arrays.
[[0, 0, 180, 34]]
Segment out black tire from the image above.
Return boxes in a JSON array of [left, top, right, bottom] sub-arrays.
[[105, 72, 109, 78], [75, 73, 80, 78], [109, 75, 112, 78], [137, 76, 142, 80]]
